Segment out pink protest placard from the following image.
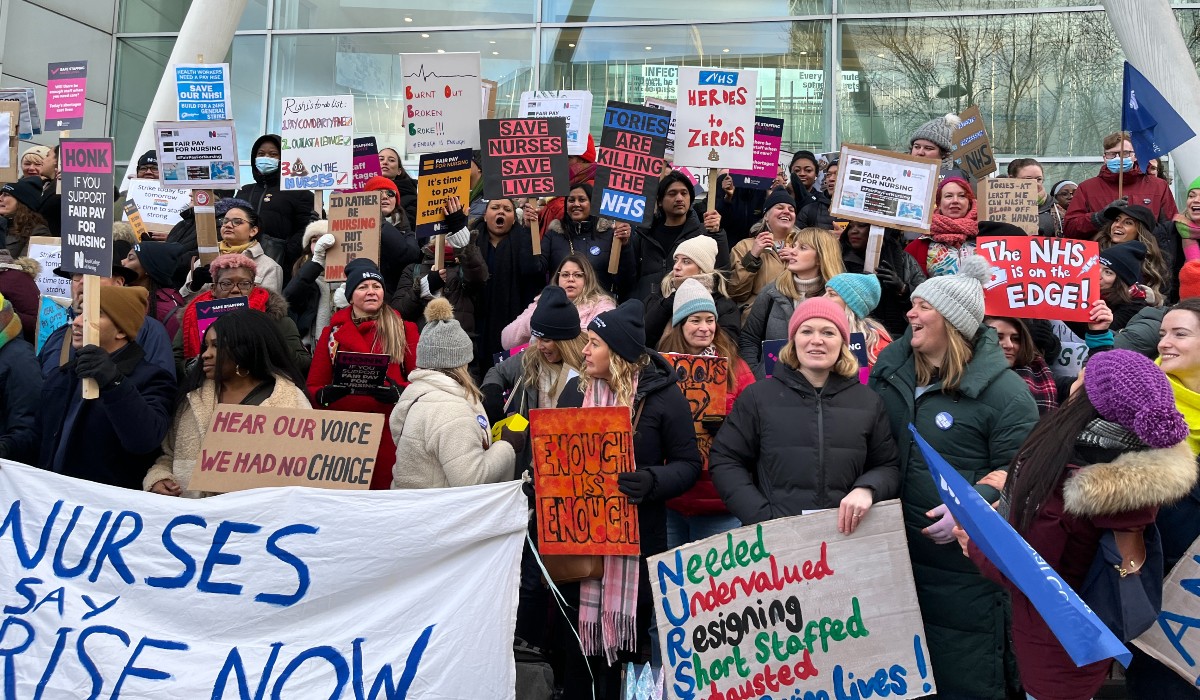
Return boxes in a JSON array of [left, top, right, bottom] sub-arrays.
[[731, 116, 784, 190], [352, 136, 382, 190], [46, 61, 87, 131]]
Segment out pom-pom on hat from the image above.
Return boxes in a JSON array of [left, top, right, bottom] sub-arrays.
[[672, 278, 718, 327], [417, 298, 473, 369], [826, 273, 881, 321], [1084, 349, 1188, 449], [910, 113, 962, 155], [910, 255, 990, 338]]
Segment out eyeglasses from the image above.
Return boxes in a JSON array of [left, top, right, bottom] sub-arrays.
[[558, 272, 585, 280], [219, 217, 249, 228], [1103, 150, 1134, 159], [137, 166, 157, 175], [216, 279, 255, 292], [376, 190, 397, 199]]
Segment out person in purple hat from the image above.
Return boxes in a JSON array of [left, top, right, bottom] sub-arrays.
[[961, 348, 1193, 700]]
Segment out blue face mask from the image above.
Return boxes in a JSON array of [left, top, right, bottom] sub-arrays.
[[255, 157, 280, 174], [1105, 157, 1134, 174]]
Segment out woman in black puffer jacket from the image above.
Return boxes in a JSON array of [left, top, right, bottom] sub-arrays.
[[235, 134, 317, 275]]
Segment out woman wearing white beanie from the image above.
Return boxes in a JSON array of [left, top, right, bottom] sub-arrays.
[[643, 235, 740, 346], [869, 256, 1038, 699]]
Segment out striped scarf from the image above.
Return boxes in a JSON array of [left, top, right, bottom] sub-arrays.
[[580, 376, 640, 664], [1013, 355, 1059, 415], [0, 298, 20, 350]]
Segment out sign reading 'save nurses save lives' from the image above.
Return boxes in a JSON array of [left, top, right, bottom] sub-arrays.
[[280, 95, 354, 190], [59, 138, 114, 276], [673, 67, 757, 169]]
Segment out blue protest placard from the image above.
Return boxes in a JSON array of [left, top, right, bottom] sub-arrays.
[[175, 63, 231, 121], [35, 295, 70, 354]]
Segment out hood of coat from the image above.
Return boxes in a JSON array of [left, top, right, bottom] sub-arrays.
[[249, 134, 282, 185], [548, 215, 611, 237], [261, 288, 289, 320], [1063, 441, 1197, 517], [772, 361, 858, 399], [873, 325, 1010, 400], [636, 350, 681, 399], [392, 369, 474, 425], [0, 256, 39, 277]]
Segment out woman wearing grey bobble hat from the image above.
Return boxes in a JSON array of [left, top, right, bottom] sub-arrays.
[[870, 255, 1038, 700], [389, 298, 518, 489]]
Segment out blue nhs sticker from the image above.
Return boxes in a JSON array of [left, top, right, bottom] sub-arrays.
[[935, 412, 954, 430], [698, 70, 739, 86], [589, 246, 601, 256], [477, 415, 489, 430], [598, 190, 646, 223]]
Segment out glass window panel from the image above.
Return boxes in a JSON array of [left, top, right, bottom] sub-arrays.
[[118, 0, 268, 32], [541, 22, 830, 156], [543, 0, 827, 23], [838, 0, 1095, 12], [268, 31, 535, 157], [838, 12, 1123, 159], [273, 0, 535, 30], [112, 36, 267, 164]]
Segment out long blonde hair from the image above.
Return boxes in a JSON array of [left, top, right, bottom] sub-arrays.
[[775, 228, 845, 301], [914, 325, 975, 393], [520, 333, 588, 396], [366, 307, 409, 366], [579, 351, 650, 408], [660, 270, 729, 298], [557, 254, 611, 309], [841, 306, 888, 365], [439, 365, 483, 405]]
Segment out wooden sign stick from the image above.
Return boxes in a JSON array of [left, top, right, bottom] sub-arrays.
[[707, 168, 718, 213], [530, 217, 542, 256], [81, 275, 100, 399], [194, 189, 219, 265], [433, 234, 446, 271], [608, 223, 623, 275]]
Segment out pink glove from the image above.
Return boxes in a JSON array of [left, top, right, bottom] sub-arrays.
[[922, 503, 958, 544]]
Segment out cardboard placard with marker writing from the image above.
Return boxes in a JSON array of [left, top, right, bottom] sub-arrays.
[[978, 178, 1039, 235], [325, 191, 381, 283], [951, 106, 997, 179]]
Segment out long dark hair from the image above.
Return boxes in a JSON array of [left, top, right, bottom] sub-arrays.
[[1005, 386, 1100, 533], [184, 309, 308, 399]]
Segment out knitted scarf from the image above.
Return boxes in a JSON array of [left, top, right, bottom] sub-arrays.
[[929, 204, 979, 247], [580, 375, 640, 664], [1173, 215, 1200, 262], [1013, 355, 1058, 415], [181, 287, 272, 358], [218, 240, 254, 256], [0, 299, 20, 351]]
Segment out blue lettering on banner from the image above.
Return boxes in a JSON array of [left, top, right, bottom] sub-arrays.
[[599, 191, 646, 222], [698, 70, 738, 86], [601, 108, 671, 138], [284, 173, 335, 189]]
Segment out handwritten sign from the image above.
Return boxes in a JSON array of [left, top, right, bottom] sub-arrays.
[[416, 148, 472, 239], [951, 105, 997, 180], [280, 95, 353, 190], [650, 502, 935, 700], [27, 236, 69, 297], [155, 120, 238, 189], [830, 145, 940, 233], [45, 60, 87, 130], [325, 191, 381, 282], [1135, 536, 1200, 687], [730, 117, 785, 190], [673, 67, 757, 169], [352, 136, 382, 190], [35, 295, 70, 353], [125, 179, 190, 232], [593, 101, 671, 226], [519, 90, 593, 156], [194, 295, 249, 347], [531, 406, 640, 556], [400, 52, 482, 153], [59, 138, 115, 276], [190, 405, 384, 492], [664, 353, 728, 471], [479, 117, 570, 200], [979, 178, 1039, 235], [976, 236, 1100, 323], [0, 461, 526, 697], [332, 351, 389, 390], [174, 63, 231, 121]]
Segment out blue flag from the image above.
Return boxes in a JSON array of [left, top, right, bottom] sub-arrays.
[[1122, 61, 1196, 167], [909, 425, 1131, 667]]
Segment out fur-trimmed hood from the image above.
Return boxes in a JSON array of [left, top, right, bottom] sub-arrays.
[[548, 216, 611, 236], [1063, 442, 1198, 517], [0, 256, 39, 277]]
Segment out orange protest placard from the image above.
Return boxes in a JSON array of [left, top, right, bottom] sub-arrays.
[[663, 353, 729, 473], [530, 406, 640, 556]]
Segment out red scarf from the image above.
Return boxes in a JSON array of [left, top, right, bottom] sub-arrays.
[[181, 287, 272, 358], [930, 203, 979, 247]]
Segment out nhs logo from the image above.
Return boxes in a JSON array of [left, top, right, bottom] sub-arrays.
[[698, 71, 738, 86]]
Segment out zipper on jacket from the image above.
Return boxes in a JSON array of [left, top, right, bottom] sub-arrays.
[[816, 388, 825, 508]]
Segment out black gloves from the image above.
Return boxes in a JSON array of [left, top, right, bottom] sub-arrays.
[[365, 383, 401, 405], [426, 269, 445, 294], [499, 426, 527, 453], [443, 209, 467, 236], [314, 385, 351, 407], [875, 261, 905, 296], [191, 264, 213, 287], [1091, 197, 1128, 228], [74, 345, 123, 390], [701, 416, 725, 435], [617, 470, 655, 504]]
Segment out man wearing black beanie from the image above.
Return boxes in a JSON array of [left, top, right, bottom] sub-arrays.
[[628, 171, 730, 300]]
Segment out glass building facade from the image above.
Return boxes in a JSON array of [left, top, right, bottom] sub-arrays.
[[109, 1, 1200, 186]]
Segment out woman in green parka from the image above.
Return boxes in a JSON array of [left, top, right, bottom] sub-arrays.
[[869, 256, 1038, 700]]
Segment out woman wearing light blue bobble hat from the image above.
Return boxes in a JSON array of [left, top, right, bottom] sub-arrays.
[[825, 272, 891, 367]]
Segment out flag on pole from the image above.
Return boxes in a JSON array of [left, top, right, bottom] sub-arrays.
[[1122, 61, 1196, 167], [909, 425, 1133, 667]]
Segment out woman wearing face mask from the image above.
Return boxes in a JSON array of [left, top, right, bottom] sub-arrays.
[[729, 189, 798, 320], [378, 147, 419, 227], [1096, 202, 1172, 300], [502, 254, 615, 350], [472, 197, 546, 367], [234, 134, 317, 273], [1007, 158, 1061, 237], [870, 256, 1038, 700], [905, 174, 978, 277], [542, 184, 633, 296], [144, 309, 311, 498], [739, 227, 845, 377], [643, 236, 740, 346], [839, 220, 926, 337], [1065, 131, 1178, 240]]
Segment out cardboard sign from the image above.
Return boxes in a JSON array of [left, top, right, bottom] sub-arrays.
[[324, 191, 381, 283], [978, 178, 1039, 235], [155, 120, 239, 189], [332, 351, 389, 391], [280, 95, 354, 190], [481, 78, 498, 119], [976, 236, 1100, 323], [519, 90, 594, 156], [124, 179, 190, 231], [416, 148, 472, 239], [59, 138, 115, 277], [664, 353, 729, 473], [193, 295, 249, 347], [830, 145, 940, 233], [34, 295, 70, 354], [730, 116, 785, 189], [673, 67, 757, 169], [190, 406, 384, 492], [352, 136, 382, 190], [530, 406, 640, 556], [644, 98, 677, 159], [479, 117, 570, 200], [400, 52, 482, 153], [175, 63, 231, 121], [951, 105, 997, 179], [1134, 535, 1200, 686], [593, 101, 672, 226], [27, 236, 69, 298], [762, 338, 786, 378], [650, 502, 935, 700], [45, 60, 87, 130]]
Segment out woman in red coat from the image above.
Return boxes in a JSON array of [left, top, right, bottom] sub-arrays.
[[308, 258, 418, 490]]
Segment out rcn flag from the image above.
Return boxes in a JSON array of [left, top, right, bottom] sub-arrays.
[[909, 425, 1132, 667], [1122, 61, 1196, 167]]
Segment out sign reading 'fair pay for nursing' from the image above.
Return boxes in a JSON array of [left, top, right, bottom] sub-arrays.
[[59, 138, 114, 276], [651, 502, 935, 700], [976, 236, 1100, 323], [830, 145, 940, 233], [673, 67, 757, 169], [280, 95, 354, 190]]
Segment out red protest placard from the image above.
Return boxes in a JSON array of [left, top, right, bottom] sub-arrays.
[[530, 406, 640, 556], [976, 236, 1100, 323]]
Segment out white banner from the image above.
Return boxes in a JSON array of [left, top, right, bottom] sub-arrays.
[[26, 236, 69, 298], [520, 90, 593, 156], [400, 52, 482, 154], [0, 462, 526, 698]]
